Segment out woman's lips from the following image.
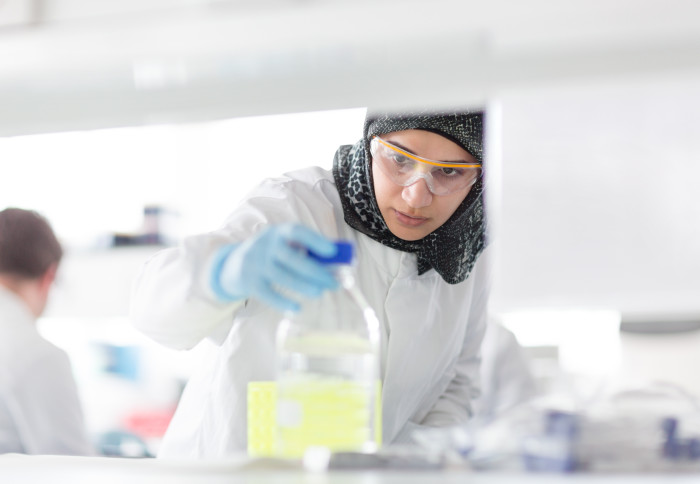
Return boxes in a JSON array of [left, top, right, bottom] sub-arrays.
[[394, 209, 428, 227]]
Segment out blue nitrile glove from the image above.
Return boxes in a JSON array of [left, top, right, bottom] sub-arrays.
[[210, 223, 339, 312]]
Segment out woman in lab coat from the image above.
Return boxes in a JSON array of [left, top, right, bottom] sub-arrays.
[[131, 110, 490, 459]]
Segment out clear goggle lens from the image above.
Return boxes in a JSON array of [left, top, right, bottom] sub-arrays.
[[370, 136, 481, 196]]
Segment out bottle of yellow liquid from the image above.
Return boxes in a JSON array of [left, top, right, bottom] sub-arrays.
[[275, 241, 381, 458]]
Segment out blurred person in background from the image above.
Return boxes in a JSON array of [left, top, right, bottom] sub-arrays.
[[0, 208, 94, 455]]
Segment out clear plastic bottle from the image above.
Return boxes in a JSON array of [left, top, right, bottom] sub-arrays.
[[275, 241, 381, 458]]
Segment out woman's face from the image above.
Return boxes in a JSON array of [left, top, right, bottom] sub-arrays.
[[372, 129, 476, 241]]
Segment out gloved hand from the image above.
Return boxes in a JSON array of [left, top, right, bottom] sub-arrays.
[[211, 223, 339, 312]]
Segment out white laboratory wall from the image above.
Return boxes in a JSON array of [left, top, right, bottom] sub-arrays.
[[491, 75, 700, 316]]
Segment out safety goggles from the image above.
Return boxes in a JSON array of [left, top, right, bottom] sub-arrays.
[[369, 136, 482, 196]]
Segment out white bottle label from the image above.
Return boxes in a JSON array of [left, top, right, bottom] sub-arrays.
[[277, 399, 303, 427]]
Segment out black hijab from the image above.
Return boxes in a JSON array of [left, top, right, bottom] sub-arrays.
[[332, 109, 487, 284]]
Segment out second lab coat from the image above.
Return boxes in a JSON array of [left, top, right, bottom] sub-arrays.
[[131, 166, 490, 459], [0, 287, 94, 455]]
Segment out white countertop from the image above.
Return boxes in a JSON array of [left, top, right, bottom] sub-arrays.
[[1, 454, 698, 484]]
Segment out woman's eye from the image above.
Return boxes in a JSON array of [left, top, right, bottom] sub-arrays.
[[391, 154, 411, 165], [439, 167, 464, 177]]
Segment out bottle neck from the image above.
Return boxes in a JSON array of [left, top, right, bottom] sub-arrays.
[[332, 264, 355, 290]]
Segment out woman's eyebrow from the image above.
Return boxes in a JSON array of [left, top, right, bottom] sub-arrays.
[[389, 140, 473, 164], [387, 140, 417, 155]]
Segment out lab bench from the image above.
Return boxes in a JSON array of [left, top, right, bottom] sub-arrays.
[[1, 454, 699, 484]]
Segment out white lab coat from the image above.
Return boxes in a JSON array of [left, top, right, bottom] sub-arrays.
[[131, 166, 490, 459], [473, 320, 538, 423], [0, 287, 94, 455]]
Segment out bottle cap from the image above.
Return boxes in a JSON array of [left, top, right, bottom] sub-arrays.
[[308, 241, 354, 265]]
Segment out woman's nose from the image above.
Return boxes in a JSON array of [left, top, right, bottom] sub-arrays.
[[402, 178, 433, 208]]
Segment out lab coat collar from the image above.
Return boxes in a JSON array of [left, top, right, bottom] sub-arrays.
[[0, 285, 36, 329]]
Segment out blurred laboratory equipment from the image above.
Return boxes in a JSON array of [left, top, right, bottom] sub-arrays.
[[412, 378, 700, 474], [111, 205, 180, 248], [268, 241, 381, 458]]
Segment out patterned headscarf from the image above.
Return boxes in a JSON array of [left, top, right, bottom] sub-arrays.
[[332, 109, 487, 284]]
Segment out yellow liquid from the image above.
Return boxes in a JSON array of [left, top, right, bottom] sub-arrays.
[[247, 380, 382, 458]]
